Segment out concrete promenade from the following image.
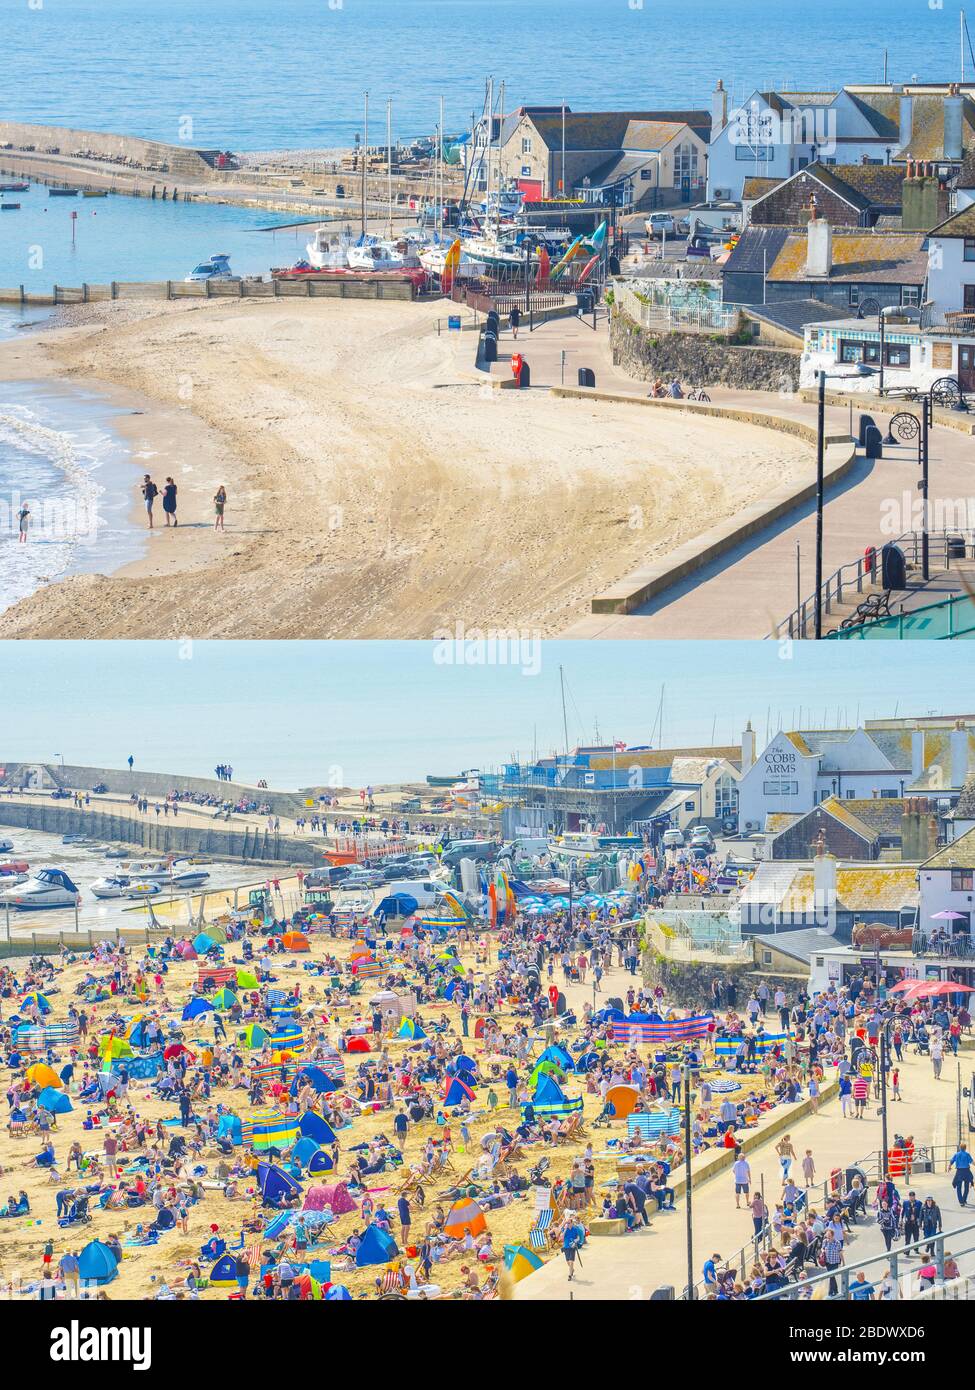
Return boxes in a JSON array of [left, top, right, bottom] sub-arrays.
[[480, 310, 975, 639], [515, 959, 971, 1301]]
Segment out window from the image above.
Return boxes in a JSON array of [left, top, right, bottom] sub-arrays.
[[965, 238, 975, 262], [715, 774, 739, 817], [762, 950, 773, 964], [901, 286, 920, 307], [521, 138, 532, 154], [880, 789, 898, 799], [763, 780, 799, 795], [846, 789, 856, 798], [840, 338, 879, 363], [964, 284, 975, 310], [849, 286, 860, 307], [884, 343, 911, 367], [951, 869, 974, 891]]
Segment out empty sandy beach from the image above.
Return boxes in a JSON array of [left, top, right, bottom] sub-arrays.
[[0, 298, 813, 638]]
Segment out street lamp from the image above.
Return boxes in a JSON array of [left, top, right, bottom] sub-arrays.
[[684, 1058, 695, 1300], [814, 365, 877, 638]]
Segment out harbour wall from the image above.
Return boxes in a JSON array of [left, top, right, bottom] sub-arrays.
[[0, 121, 219, 180], [0, 798, 321, 867], [610, 305, 801, 391], [0, 762, 306, 816]]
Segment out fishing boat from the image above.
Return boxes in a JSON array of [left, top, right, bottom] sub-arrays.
[[1, 204, 20, 211], [184, 253, 237, 283], [305, 228, 352, 270], [49, 188, 79, 197], [0, 867, 81, 910], [0, 838, 13, 854], [0, 182, 29, 192], [82, 190, 108, 198]]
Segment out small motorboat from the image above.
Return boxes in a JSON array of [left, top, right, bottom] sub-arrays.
[[0, 182, 29, 192], [0, 867, 81, 910], [0, 862, 29, 886], [90, 874, 136, 899], [0, 838, 13, 853], [49, 188, 79, 197], [125, 881, 163, 900], [184, 253, 238, 283], [103, 847, 130, 859], [167, 868, 210, 889], [82, 190, 108, 198], [1, 204, 21, 211]]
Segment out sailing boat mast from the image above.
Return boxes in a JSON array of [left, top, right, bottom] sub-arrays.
[[486, 76, 494, 228], [497, 79, 505, 237], [438, 94, 445, 240], [386, 98, 393, 239], [361, 90, 369, 239], [559, 664, 570, 762]]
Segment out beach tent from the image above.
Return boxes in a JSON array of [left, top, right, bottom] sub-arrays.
[[397, 1017, 427, 1040], [37, 1086, 72, 1115], [323, 1284, 352, 1300], [257, 1162, 303, 1205], [236, 970, 259, 990], [126, 1018, 152, 1048], [346, 1037, 371, 1053], [443, 1076, 475, 1108], [25, 1062, 61, 1090], [174, 941, 197, 960], [503, 1244, 543, 1283], [291, 1065, 339, 1097], [538, 1043, 575, 1073], [528, 1059, 568, 1088], [443, 1198, 486, 1239], [97, 1035, 133, 1060], [282, 931, 310, 952], [575, 1050, 601, 1073], [375, 893, 418, 919], [355, 1226, 399, 1267], [242, 1024, 269, 1049], [211, 988, 239, 1011], [216, 1114, 242, 1146], [193, 932, 216, 955], [164, 1043, 195, 1061], [298, 1111, 337, 1147], [209, 1253, 240, 1287], [182, 997, 213, 1021], [78, 1240, 118, 1286], [305, 1182, 355, 1216], [306, 1148, 334, 1176], [528, 1073, 583, 1119], [204, 923, 228, 944], [21, 991, 52, 1015], [605, 1083, 640, 1120]]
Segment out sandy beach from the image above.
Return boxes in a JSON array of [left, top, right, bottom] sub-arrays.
[[0, 299, 813, 639]]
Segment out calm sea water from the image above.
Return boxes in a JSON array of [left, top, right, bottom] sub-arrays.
[[0, 0, 967, 151]]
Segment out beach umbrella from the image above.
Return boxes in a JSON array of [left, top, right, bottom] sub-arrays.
[[932, 911, 966, 922]]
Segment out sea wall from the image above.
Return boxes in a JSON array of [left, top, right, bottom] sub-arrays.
[[0, 798, 320, 866], [610, 306, 800, 391], [0, 120, 218, 179], [0, 762, 305, 816]]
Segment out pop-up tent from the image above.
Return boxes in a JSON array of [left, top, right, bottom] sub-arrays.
[[282, 931, 310, 952], [298, 1111, 337, 1147], [605, 1083, 640, 1120], [25, 1062, 61, 1090], [443, 1198, 486, 1239], [292, 1136, 334, 1174], [182, 997, 213, 1021], [291, 1065, 339, 1096], [193, 932, 216, 955], [355, 1226, 399, 1267], [78, 1240, 118, 1286], [397, 1017, 427, 1040], [216, 1114, 242, 1146], [503, 1244, 543, 1283], [528, 1073, 583, 1119], [242, 1024, 269, 1049], [443, 1076, 475, 1108], [211, 988, 239, 1011], [305, 1182, 355, 1215], [37, 1086, 72, 1114], [257, 1162, 303, 1205], [209, 1253, 240, 1287]]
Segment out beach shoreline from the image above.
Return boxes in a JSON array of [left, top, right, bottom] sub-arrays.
[[0, 297, 815, 639]]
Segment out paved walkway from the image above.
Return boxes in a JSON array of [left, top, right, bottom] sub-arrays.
[[516, 961, 971, 1300], [478, 311, 975, 640]]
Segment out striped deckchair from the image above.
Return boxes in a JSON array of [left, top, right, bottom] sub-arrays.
[[528, 1209, 552, 1251]]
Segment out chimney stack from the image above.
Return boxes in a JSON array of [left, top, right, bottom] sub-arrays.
[[951, 718, 969, 788], [712, 79, 728, 134], [805, 203, 832, 277], [741, 720, 756, 773], [813, 830, 837, 934]]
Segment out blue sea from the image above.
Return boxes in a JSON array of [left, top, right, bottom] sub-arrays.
[[0, 0, 968, 151]]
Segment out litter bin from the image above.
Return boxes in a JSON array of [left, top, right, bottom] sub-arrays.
[[881, 541, 907, 589], [578, 367, 596, 388], [576, 290, 594, 315]]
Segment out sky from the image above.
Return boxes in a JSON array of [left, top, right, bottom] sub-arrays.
[[1, 641, 972, 789]]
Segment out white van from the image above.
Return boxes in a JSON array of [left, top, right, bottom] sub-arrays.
[[381, 879, 443, 907], [503, 837, 550, 859]]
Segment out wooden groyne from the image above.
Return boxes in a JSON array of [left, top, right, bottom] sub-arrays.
[[0, 276, 417, 307]]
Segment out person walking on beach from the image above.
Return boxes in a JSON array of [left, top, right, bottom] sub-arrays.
[[141, 474, 158, 528], [162, 477, 178, 527], [508, 305, 520, 340], [17, 502, 29, 543], [214, 485, 227, 531]]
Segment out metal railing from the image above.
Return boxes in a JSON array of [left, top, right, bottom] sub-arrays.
[[771, 530, 963, 640], [752, 1216, 975, 1301], [827, 589, 975, 641]]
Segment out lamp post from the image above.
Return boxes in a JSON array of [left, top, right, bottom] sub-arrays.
[[814, 365, 878, 638], [684, 1058, 694, 1299], [921, 392, 930, 581]]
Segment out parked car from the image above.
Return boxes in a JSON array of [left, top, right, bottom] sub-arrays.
[[645, 212, 677, 239], [690, 826, 715, 851], [341, 869, 385, 890], [662, 828, 684, 848]]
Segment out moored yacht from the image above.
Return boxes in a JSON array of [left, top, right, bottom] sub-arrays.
[[0, 867, 81, 910]]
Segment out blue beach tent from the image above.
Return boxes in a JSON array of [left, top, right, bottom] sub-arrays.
[[182, 997, 214, 1021], [298, 1111, 337, 1146], [354, 1226, 399, 1267], [78, 1240, 118, 1286], [38, 1086, 72, 1114], [257, 1162, 302, 1205]]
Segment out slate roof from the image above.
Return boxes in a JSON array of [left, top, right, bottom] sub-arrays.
[[754, 930, 845, 963], [896, 94, 975, 162], [929, 203, 975, 238], [722, 225, 790, 276], [955, 774, 975, 817], [742, 176, 783, 200], [766, 229, 928, 285], [525, 110, 710, 151], [743, 299, 852, 338], [587, 746, 740, 772], [922, 825, 975, 869], [847, 92, 902, 140]]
